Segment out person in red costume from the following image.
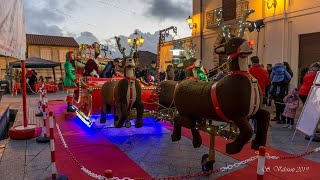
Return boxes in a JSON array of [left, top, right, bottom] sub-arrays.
[[249, 56, 270, 98]]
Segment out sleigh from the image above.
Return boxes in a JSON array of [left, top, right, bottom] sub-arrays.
[[73, 76, 157, 127]]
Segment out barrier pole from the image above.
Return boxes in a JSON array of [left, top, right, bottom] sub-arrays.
[[257, 146, 266, 180], [48, 111, 68, 180], [36, 105, 50, 143], [21, 60, 28, 127]]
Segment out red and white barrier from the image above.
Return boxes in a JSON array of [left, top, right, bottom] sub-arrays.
[[48, 111, 68, 180], [257, 146, 266, 180], [36, 105, 50, 143], [49, 111, 57, 179]]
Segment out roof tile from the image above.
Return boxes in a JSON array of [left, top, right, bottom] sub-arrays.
[[26, 34, 79, 47]]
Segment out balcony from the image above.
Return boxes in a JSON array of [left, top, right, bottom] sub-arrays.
[[206, 0, 249, 29]]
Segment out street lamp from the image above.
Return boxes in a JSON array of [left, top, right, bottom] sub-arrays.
[[186, 16, 197, 29], [127, 30, 144, 57]]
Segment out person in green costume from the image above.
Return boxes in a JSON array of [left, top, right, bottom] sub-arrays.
[[197, 67, 208, 82], [63, 51, 77, 112]]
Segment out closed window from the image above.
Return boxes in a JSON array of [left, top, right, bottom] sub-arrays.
[[222, 0, 237, 21], [40, 48, 52, 60]]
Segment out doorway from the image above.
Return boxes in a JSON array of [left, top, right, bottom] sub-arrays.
[[299, 32, 320, 86]]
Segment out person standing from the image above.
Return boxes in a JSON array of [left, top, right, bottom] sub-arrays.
[[147, 61, 158, 85], [298, 62, 320, 104], [249, 56, 270, 100], [63, 51, 77, 112], [282, 88, 299, 129], [269, 62, 292, 124], [249, 56, 270, 133]]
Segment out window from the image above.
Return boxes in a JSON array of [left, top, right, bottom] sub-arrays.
[[40, 48, 52, 60], [222, 0, 237, 21]]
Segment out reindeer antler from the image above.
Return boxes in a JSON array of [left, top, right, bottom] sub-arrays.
[[183, 41, 197, 59], [214, 8, 232, 42], [238, 9, 255, 38], [114, 36, 126, 58]]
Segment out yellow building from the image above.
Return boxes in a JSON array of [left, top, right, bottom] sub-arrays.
[[191, 0, 320, 86], [26, 34, 79, 80]]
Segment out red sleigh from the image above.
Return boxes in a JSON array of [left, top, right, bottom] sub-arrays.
[[72, 76, 157, 127]]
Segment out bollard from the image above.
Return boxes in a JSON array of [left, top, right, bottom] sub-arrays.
[[36, 105, 50, 143], [46, 111, 68, 180], [257, 146, 266, 180], [36, 100, 43, 117], [104, 169, 113, 178]]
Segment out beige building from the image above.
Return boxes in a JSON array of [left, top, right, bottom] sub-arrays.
[[189, 0, 320, 87], [1, 34, 79, 80], [26, 34, 79, 80]]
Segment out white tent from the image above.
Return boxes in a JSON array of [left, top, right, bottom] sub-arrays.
[[0, 0, 26, 59], [0, 0, 37, 139]]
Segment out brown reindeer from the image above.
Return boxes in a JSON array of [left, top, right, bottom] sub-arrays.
[[100, 57, 144, 128], [172, 37, 270, 154], [171, 9, 270, 155]]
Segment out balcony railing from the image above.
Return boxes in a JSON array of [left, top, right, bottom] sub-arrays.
[[206, 0, 249, 28], [205, 7, 221, 28]]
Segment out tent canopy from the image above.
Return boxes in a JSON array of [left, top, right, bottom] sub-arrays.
[[9, 57, 61, 68], [8, 57, 62, 91]]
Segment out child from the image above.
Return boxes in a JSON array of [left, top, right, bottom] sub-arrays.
[[282, 88, 300, 129]]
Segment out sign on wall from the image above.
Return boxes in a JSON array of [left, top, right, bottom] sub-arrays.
[[296, 85, 320, 136], [0, 0, 26, 59]]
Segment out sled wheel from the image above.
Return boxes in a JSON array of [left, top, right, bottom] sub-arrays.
[[201, 154, 214, 173], [125, 121, 131, 128]]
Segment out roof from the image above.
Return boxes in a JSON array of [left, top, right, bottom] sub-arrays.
[[137, 51, 157, 67], [26, 34, 79, 47], [9, 57, 61, 68]]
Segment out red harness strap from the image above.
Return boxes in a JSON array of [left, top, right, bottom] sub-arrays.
[[210, 83, 230, 123], [124, 77, 136, 111], [210, 71, 259, 122]]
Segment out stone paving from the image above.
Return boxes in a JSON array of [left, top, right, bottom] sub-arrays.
[[0, 91, 319, 180]]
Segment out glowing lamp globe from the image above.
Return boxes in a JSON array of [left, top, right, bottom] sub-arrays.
[[127, 38, 132, 45], [139, 36, 145, 44]]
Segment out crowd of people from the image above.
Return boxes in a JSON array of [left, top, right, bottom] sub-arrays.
[[246, 56, 320, 142]]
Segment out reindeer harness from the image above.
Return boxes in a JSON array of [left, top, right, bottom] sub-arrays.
[[210, 71, 260, 123]]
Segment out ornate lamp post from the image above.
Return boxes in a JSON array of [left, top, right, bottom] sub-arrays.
[[127, 30, 144, 58]]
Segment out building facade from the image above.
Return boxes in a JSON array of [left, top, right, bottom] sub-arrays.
[[26, 34, 79, 80], [191, 0, 320, 87]]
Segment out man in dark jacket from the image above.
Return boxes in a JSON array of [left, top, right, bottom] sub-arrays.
[[147, 61, 158, 84], [101, 58, 119, 78]]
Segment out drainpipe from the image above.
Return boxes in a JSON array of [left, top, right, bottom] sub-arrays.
[[200, 0, 203, 60]]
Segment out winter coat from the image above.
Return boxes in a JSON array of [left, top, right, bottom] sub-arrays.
[[282, 95, 299, 119], [63, 59, 76, 88], [270, 63, 292, 83], [249, 65, 270, 95], [147, 67, 158, 82], [213, 71, 226, 81], [101, 61, 116, 78], [299, 71, 319, 96], [84, 59, 99, 77]]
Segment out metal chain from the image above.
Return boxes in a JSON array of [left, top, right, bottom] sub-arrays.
[[220, 155, 258, 172], [266, 146, 320, 160], [56, 122, 134, 180]]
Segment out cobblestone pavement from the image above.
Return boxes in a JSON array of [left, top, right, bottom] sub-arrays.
[[0, 91, 319, 180]]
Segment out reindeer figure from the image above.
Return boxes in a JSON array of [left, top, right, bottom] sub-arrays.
[[100, 37, 144, 128], [171, 9, 270, 156]]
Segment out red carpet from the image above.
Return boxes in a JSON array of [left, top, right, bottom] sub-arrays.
[[48, 101, 151, 180], [162, 122, 320, 180]]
